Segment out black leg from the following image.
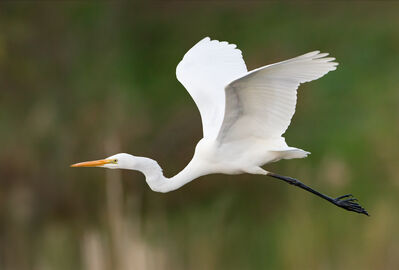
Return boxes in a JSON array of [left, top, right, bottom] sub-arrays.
[[267, 172, 369, 216]]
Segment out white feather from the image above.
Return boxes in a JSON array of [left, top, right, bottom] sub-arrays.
[[217, 51, 338, 144], [176, 37, 248, 139]]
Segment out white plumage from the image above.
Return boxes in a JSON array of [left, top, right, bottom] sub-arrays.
[[176, 37, 248, 139], [72, 37, 369, 215], [176, 37, 337, 175]]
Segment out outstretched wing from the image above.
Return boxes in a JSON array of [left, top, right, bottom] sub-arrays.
[[176, 37, 247, 139], [217, 51, 338, 144]]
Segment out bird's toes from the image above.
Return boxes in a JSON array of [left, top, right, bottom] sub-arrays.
[[333, 195, 369, 216], [335, 194, 353, 200], [342, 198, 358, 203]]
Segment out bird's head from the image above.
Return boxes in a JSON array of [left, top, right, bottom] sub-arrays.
[[70, 153, 136, 170]]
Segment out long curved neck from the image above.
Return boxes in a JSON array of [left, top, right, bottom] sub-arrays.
[[132, 157, 204, 193]]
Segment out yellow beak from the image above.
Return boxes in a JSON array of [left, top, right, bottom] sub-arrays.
[[70, 159, 112, 168]]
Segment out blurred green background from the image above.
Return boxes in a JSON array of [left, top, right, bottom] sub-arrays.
[[1, 2, 399, 270]]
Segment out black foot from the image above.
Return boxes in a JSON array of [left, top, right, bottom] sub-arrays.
[[333, 194, 369, 216]]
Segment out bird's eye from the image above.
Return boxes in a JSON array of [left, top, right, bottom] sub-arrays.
[[113, 159, 118, 164]]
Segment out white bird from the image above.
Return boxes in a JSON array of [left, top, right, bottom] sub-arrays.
[[71, 37, 368, 215]]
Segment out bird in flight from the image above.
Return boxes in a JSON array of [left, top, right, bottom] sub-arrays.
[[71, 37, 368, 216]]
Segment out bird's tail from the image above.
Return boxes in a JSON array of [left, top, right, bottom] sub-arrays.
[[271, 147, 310, 160]]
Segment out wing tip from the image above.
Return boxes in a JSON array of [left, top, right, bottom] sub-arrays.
[[299, 51, 320, 58], [300, 51, 338, 60], [199, 36, 240, 50], [300, 51, 340, 69], [199, 36, 211, 44]]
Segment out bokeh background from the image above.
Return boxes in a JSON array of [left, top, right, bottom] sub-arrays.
[[1, 2, 399, 270]]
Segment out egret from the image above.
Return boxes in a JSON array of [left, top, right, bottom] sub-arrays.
[[71, 37, 368, 216]]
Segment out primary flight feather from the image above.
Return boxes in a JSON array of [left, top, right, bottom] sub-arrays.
[[72, 37, 368, 216]]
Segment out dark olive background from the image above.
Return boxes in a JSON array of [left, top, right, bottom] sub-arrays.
[[1, 2, 398, 270]]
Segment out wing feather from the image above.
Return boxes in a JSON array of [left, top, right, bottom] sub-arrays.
[[176, 37, 247, 138], [217, 51, 338, 144]]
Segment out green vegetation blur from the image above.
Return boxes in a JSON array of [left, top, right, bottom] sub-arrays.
[[1, 2, 399, 270]]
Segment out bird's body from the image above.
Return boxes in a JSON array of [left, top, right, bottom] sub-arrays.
[[192, 136, 296, 176], [72, 37, 368, 215]]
